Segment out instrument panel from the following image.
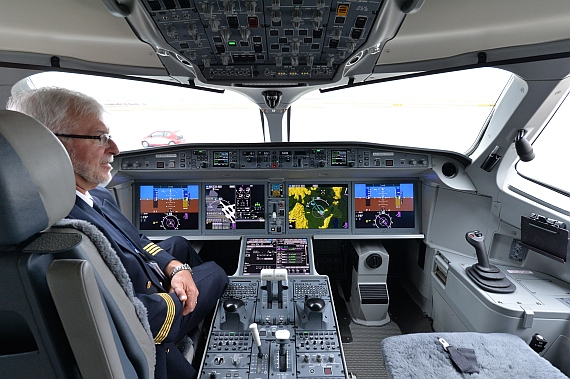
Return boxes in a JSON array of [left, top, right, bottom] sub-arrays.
[[113, 142, 469, 239], [134, 180, 420, 237], [120, 146, 429, 170]]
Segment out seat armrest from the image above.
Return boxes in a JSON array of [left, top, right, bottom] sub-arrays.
[[47, 259, 126, 379]]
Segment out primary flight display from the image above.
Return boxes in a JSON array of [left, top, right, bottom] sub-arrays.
[[139, 184, 199, 231]]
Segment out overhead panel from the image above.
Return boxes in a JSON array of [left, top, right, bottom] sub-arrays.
[[141, 0, 383, 82]]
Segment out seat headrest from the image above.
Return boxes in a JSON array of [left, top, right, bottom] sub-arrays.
[[0, 110, 76, 245]]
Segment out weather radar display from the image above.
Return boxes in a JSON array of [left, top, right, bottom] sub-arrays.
[[288, 184, 349, 229]]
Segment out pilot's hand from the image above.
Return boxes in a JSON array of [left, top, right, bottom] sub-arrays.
[[166, 260, 199, 316]]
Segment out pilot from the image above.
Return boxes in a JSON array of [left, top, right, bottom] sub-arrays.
[[7, 87, 229, 379]]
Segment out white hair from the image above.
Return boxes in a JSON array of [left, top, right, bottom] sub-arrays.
[[6, 87, 105, 135]]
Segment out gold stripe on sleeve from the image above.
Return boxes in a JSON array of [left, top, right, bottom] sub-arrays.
[[143, 242, 163, 256], [154, 293, 176, 344]]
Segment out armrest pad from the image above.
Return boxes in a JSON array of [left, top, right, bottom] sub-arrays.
[[47, 259, 125, 379]]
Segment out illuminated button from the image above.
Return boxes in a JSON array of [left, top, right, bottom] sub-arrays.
[[336, 4, 349, 16]]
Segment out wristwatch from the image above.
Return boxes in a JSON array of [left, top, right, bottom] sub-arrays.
[[170, 263, 192, 279]]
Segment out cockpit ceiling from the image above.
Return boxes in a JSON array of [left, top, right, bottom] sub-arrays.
[[0, 0, 163, 69], [0, 0, 570, 82], [377, 0, 570, 66]]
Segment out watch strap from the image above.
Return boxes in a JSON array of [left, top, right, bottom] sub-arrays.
[[170, 263, 192, 279]]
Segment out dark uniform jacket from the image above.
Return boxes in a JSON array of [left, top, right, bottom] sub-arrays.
[[68, 186, 228, 378]]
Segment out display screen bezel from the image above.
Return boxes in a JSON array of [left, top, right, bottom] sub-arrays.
[[286, 182, 351, 235], [238, 236, 315, 276], [353, 180, 421, 235], [135, 182, 201, 237], [203, 182, 267, 235]]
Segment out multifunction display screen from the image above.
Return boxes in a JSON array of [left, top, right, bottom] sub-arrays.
[[139, 184, 199, 230], [354, 183, 415, 229], [242, 237, 310, 275], [205, 184, 265, 230], [288, 184, 349, 230]]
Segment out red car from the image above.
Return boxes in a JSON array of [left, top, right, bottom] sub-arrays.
[[141, 131, 185, 147]]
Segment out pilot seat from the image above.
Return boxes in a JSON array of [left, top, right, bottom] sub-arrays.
[[0, 110, 155, 379]]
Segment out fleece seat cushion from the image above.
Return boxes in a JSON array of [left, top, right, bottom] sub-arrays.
[[381, 332, 567, 379]]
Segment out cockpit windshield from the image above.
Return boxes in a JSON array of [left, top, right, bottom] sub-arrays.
[[23, 67, 512, 154]]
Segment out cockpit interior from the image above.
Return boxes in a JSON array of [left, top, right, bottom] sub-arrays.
[[1, 1, 570, 378]]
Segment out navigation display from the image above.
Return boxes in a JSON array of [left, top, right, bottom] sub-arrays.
[[288, 183, 349, 230], [139, 184, 199, 231], [242, 237, 310, 275], [205, 184, 265, 230], [354, 182, 416, 230]]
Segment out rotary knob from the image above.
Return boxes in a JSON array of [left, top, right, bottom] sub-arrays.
[[365, 253, 382, 268]]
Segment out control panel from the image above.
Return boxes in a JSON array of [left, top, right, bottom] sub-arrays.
[[119, 146, 429, 171], [267, 182, 286, 234], [140, 0, 384, 83], [121, 144, 435, 238], [199, 275, 348, 378]]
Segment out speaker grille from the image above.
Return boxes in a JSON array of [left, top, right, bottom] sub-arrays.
[[359, 284, 388, 304], [441, 162, 458, 178]]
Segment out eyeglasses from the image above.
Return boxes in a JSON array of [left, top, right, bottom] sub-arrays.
[[55, 133, 112, 147]]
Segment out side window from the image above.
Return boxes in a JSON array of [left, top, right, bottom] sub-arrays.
[[516, 91, 570, 195]]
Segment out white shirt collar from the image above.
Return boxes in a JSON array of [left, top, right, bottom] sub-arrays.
[[76, 190, 94, 207]]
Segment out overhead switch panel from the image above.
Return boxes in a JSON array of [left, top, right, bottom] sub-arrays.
[[139, 0, 384, 83]]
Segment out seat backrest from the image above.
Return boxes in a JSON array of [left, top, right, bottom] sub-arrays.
[[0, 110, 75, 245], [0, 110, 154, 378]]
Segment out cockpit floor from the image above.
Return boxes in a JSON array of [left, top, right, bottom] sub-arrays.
[[333, 277, 432, 378]]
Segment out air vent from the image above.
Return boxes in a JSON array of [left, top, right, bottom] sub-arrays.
[[441, 162, 458, 178], [359, 284, 388, 304]]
